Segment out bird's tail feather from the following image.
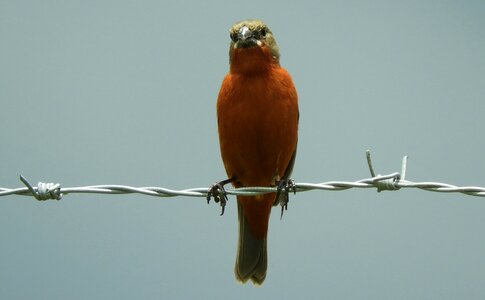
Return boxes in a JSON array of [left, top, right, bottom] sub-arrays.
[[234, 200, 267, 285]]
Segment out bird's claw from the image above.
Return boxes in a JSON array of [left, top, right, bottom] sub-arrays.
[[207, 182, 229, 216], [276, 179, 296, 219]]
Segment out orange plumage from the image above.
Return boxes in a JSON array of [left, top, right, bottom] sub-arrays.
[[216, 20, 299, 284]]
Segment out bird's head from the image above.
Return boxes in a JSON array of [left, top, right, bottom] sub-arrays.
[[228, 20, 280, 72]]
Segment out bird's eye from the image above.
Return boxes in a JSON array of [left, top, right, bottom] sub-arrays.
[[230, 32, 237, 42], [260, 28, 267, 37]]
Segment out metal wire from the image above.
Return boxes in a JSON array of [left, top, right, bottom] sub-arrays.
[[1, 151, 484, 200]]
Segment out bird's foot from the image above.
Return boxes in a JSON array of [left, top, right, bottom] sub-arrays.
[[207, 178, 234, 216], [276, 179, 296, 219]]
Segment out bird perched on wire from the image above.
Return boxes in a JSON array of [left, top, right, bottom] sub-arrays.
[[208, 19, 299, 285]]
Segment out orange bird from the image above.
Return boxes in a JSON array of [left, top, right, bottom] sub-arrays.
[[211, 19, 299, 284]]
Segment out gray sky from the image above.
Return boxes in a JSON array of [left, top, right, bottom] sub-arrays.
[[1, 0, 484, 299]]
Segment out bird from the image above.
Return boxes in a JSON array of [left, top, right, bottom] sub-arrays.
[[212, 19, 299, 285]]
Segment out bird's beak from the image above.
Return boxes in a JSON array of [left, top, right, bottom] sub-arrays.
[[238, 26, 252, 41], [235, 26, 262, 48]]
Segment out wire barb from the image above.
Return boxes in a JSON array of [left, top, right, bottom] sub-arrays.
[[366, 150, 406, 192], [19, 175, 63, 201]]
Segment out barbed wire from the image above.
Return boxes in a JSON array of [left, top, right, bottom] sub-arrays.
[[1, 151, 484, 202]]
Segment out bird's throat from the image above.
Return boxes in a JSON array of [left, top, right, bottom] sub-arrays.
[[230, 46, 277, 75]]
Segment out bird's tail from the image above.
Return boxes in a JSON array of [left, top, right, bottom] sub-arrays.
[[234, 196, 272, 285]]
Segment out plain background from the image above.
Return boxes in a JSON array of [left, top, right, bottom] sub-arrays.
[[1, 0, 484, 299]]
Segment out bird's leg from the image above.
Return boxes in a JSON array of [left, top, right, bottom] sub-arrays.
[[276, 179, 296, 219], [207, 177, 235, 216]]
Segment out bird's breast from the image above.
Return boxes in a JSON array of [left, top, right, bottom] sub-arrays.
[[217, 69, 298, 187]]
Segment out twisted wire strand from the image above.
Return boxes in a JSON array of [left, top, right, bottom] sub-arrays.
[[1, 151, 484, 200], [1, 173, 484, 201]]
